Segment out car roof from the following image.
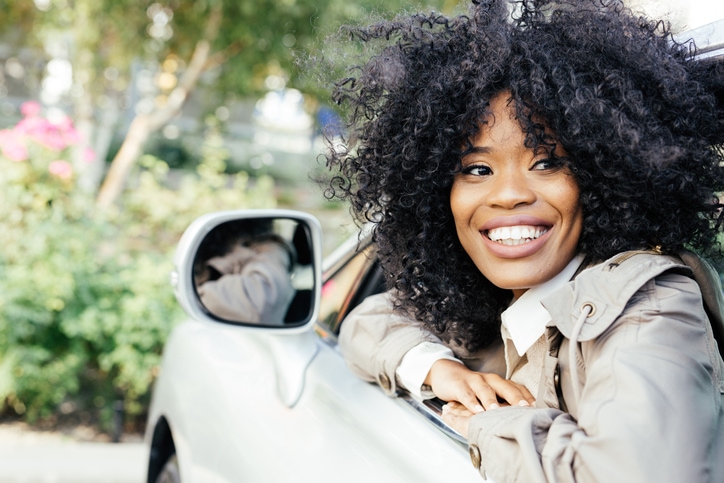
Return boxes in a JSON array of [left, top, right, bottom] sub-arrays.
[[677, 18, 724, 60]]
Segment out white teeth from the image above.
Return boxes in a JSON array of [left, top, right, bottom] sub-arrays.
[[487, 225, 547, 245]]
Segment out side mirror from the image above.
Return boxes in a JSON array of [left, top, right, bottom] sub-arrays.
[[171, 210, 322, 330]]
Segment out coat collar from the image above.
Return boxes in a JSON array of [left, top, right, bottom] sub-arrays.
[[541, 251, 691, 341]]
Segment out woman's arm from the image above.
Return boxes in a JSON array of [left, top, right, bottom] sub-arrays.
[[338, 291, 441, 394], [339, 291, 534, 409]]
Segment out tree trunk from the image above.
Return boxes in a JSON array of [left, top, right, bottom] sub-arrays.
[[71, 0, 104, 194], [95, 3, 223, 209], [85, 102, 120, 191]]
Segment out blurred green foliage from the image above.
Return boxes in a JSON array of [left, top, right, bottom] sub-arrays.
[[0, 106, 276, 429], [0, 0, 462, 100], [0, 0, 462, 433]]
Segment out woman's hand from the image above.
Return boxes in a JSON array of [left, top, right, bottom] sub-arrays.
[[425, 359, 534, 413], [442, 401, 475, 438]]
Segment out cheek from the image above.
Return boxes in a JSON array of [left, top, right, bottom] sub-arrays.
[[449, 184, 463, 224], [549, 172, 580, 211], [449, 180, 480, 221], [449, 188, 468, 249], [449, 184, 476, 237], [561, 184, 583, 244], [568, 209, 584, 251]]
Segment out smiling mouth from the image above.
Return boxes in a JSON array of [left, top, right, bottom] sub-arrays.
[[485, 225, 549, 246]]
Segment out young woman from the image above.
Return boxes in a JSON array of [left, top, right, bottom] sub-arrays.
[[324, 0, 724, 481]]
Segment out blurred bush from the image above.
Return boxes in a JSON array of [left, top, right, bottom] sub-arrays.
[[0, 104, 276, 430]]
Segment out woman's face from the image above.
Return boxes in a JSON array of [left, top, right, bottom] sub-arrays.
[[450, 92, 583, 298]]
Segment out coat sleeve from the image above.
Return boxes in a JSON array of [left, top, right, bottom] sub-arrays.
[[338, 291, 507, 396], [337, 291, 439, 395], [198, 245, 294, 324], [467, 273, 724, 483]]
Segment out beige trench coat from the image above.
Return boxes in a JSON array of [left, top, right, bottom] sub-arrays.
[[197, 242, 295, 324], [338, 252, 724, 482]]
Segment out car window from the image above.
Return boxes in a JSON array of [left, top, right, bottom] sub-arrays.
[[316, 246, 385, 337]]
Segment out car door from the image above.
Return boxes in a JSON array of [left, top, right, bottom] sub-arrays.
[[189, 242, 483, 482], [276, 244, 484, 482], [150, 211, 485, 482]]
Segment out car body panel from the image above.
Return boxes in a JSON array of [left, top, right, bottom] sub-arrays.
[[146, 319, 482, 482]]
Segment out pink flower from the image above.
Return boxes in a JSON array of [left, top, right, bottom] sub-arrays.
[[4, 143, 28, 162], [48, 160, 73, 180], [14, 116, 47, 136], [20, 101, 42, 118], [83, 147, 96, 163], [56, 116, 81, 145], [56, 116, 74, 131], [0, 129, 28, 161], [0, 107, 82, 162], [39, 129, 68, 151], [16, 117, 68, 151]]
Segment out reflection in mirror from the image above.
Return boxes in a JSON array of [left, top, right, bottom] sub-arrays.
[[192, 217, 314, 326]]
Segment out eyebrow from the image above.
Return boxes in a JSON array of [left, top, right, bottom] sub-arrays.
[[462, 146, 493, 157]]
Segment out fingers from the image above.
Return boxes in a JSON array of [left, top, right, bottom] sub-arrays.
[[465, 378, 501, 411], [442, 401, 470, 416], [451, 374, 534, 413], [442, 402, 473, 439], [425, 360, 536, 412], [478, 373, 535, 407], [456, 388, 486, 413], [514, 382, 536, 406]]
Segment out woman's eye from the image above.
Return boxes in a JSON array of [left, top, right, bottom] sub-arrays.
[[462, 164, 492, 176], [531, 158, 561, 171]]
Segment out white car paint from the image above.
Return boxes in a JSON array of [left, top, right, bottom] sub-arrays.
[[145, 209, 484, 482], [147, 313, 483, 482]]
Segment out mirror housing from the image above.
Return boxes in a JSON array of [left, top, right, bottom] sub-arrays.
[[171, 209, 323, 332]]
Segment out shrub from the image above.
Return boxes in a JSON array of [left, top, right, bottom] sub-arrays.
[[0, 104, 276, 430]]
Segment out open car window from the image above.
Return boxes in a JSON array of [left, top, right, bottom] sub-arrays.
[[316, 243, 468, 444], [316, 246, 386, 338]]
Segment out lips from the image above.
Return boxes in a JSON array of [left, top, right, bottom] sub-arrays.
[[478, 216, 553, 258]]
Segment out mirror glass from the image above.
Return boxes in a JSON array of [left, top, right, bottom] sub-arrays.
[[192, 217, 314, 326]]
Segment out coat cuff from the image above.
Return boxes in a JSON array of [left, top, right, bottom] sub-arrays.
[[467, 406, 565, 482]]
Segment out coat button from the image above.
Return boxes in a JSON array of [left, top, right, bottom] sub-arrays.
[[378, 372, 392, 391], [469, 444, 482, 469]]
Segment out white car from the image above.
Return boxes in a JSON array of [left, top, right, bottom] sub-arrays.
[[145, 20, 724, 483], [145, 209, 481, 482]]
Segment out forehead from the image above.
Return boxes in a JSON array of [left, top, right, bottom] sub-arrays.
[[473, 95, 524, 146], [483, 91, 516, 123], [471, 92, 561, 151]]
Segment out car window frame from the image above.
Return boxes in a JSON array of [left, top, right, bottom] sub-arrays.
[[315, 235, 382, 339], [314, 230, 469, 445]]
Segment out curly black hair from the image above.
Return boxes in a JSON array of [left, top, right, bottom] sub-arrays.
[[324, 0, 724, 351]]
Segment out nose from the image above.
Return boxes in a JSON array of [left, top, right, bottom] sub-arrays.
[[486, 169, 536, 209]]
